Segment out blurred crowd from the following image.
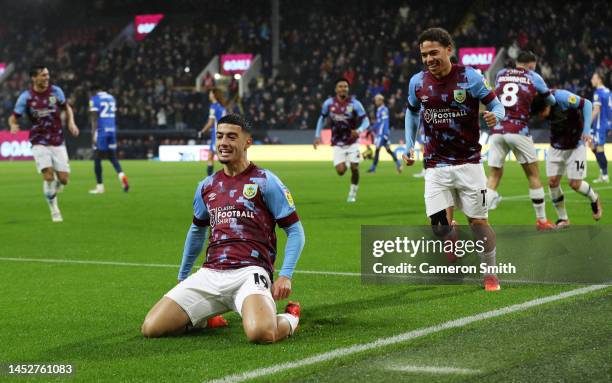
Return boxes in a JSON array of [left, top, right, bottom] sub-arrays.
[[0, 0, 610, 159]]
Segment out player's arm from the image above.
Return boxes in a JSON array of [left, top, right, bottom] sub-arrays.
[[354, 100, 370, 134], [466, 68, 505, 127], [532, 72, 556, 105], [55, 87, 78, 137], [314, 99, 331, 148], [89, 99, 99, 146], [202, 107, 216, 133], [404, 74, 421, 164], [263, 171, 305, 300], [591, 92, 601, 126], [9, 92, 28, 133], [177, 180, 211, 282]]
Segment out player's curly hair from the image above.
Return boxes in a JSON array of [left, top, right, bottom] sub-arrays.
[[418, 27, 454, 48], [218, 114, 252, 134]]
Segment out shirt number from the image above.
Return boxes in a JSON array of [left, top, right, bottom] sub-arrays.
[[500, 83, 519, 107], [100, 101, 116, 118]]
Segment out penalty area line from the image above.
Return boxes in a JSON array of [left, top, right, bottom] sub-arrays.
[[205, 284, 608, 383]]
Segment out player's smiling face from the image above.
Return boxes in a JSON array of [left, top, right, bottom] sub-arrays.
[[215, 123, 252, 164], [32, 68, 50, 90], [419, 41, 452, 78], [335, 81, 349, 100]]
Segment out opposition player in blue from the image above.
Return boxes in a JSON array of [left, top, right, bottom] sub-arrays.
[[590, 71, 610, 183], [534, 89, 602, 225], [368, 94, 402, 173], [313, 78, 370, 202], [200, 88, 227, 176], [88, 85, 129, 194]]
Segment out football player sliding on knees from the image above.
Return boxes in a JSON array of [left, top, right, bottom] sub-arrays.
[[142, 114, 305, 343]]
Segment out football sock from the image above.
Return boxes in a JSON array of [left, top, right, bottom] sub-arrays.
[[529, 187, 546, 220], [549, 186, 568, 220], [372, 148, 381, 167], [277, 313, 299, 335], [43, 180, 57, 201], [486, 188, 499, 207], [576, 181, 598, 202], [207, 164, 214, 176], [478, 247, 497, 276], [109, 156, 123, 173], [350, 184, 359, 194], [94, 158, 103, 184], [595, 152, 608, 175]]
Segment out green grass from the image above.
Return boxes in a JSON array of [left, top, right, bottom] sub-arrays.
[[0, 159, 610, 382]]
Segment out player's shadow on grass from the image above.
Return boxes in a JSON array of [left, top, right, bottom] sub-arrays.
[[38, 325, 247, 362], [303, 285, 480, 327]]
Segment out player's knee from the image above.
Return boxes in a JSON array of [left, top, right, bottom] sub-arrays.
[[429, 210, 451, 237], [568, 179, 581, 191], [141, 319, 164, 338], [245, 325, 276, 344], [58, 176, 69, 185], [336, 167, 346, 175], [548, 178, 560, 188]]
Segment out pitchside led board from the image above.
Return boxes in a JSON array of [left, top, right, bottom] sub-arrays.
[[134, 14, 165, 41], [0, 131, 32, 160], [220, 54, 253, 75], [0, 62, 6, 76], [459, 47, 496, 71]]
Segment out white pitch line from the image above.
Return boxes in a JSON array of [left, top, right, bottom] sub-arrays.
[[386, 364, 479, 374], [500, 185, 612, 201], [0, 256, 360, 277], [206, 284, 608, 383], [0, 257, 608, 285]]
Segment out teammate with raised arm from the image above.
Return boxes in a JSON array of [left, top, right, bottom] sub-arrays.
[[404, 28, 505, 291], [142, 114, 305, 343], [486, 51, 557, 230], [313, 78, 370, 202]]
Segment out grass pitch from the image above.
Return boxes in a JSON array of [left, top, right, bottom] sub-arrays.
[[0, 159, 610, 382]]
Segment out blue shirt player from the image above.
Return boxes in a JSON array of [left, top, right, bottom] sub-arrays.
[[590, 71, 610, 183], [368, 94, 402, 173], [88, 85, 129, 193], [201, 88, 227, 176]]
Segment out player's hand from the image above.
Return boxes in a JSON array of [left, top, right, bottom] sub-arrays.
[[582, 134, 592, 146], [350, 129, 359, 139], [68, 123, 79, 137], [481, 111, 497, 128], [402, 148, 415, 166], [313, 137, 321, 149], [272, 276, 292, 301]]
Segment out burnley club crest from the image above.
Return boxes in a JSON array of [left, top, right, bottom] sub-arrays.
[[243, 184, 258, 199], [453, 89, 466, 103]]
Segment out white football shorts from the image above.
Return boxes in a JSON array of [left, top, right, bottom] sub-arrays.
[[165, 266, 273, 326], [424, 163, 488, 219], [31, 144, 70, 173], [333, 143, 361, 166], [488, 133, 537, 167], [546, 145, 587, 180]]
